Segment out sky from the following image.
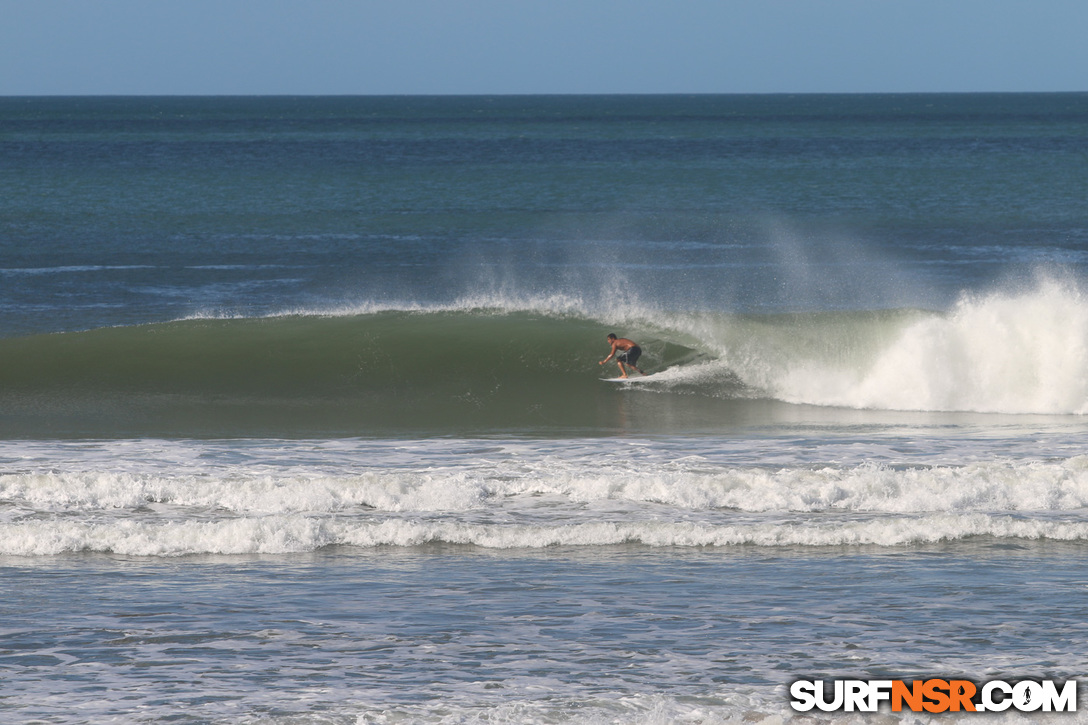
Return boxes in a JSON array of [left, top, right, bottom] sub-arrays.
[[2, 0, 1087, 95]]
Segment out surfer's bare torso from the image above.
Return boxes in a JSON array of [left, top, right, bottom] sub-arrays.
[[599, 334, 644, 378]]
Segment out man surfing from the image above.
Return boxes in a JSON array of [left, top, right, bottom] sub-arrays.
[[599, 333, 644, 378]]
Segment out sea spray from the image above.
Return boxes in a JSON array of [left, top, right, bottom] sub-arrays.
[[719, 278, 1088, 414]]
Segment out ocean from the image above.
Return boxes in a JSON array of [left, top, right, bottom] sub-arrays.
[[2, 93, 1088, 723]]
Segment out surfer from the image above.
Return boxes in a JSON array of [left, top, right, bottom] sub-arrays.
[[599, 333, 644, 378]]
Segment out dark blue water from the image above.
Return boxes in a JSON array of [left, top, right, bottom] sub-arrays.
[[3, 94, 1088, 336]]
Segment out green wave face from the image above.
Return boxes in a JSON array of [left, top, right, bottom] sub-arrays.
[[5, 281, 1079, 438], [0, 311, 716, 438]]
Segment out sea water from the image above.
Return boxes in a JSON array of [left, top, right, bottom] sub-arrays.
[[2, 94, 1088, 723]]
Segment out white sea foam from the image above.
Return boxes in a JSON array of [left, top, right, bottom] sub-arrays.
[[339, 693, 1088, 725], [5, 436, 1088, 557], [734, 278, 1088, 414], [11, 688, 1081, 725], [10, 510, 1088, 557], [6, 454, 1088, 516]]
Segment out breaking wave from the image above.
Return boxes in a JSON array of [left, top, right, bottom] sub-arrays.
[[5, 449, 1088, 556], [0, 278, 1084, 437]]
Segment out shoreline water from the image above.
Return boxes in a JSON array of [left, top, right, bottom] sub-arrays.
[[5, 540, 1088, 723]]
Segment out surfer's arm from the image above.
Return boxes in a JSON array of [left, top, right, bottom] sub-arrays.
[[599, 342, 618, 364]]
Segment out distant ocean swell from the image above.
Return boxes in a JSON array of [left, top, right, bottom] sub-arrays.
[[0, 279, 1085, 436]]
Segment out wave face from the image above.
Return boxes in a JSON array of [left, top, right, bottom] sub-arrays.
[[1, 279, 1086, 437], [0, 308, 698, 437]]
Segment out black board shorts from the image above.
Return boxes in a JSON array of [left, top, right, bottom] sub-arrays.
[[617, 346, 641, 366]]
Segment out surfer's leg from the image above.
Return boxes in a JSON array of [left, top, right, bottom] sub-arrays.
[[617, 362, 628, 378]]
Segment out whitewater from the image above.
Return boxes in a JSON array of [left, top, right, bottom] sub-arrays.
[[7, 429, 1088, 724], [6, 437, 1088, 558]]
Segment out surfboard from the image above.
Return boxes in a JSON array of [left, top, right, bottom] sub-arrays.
[[601, 366, 689, 383], [601, 374, 658, 383]]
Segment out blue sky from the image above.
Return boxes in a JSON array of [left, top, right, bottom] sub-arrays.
[[3, 0, 1086, 95]]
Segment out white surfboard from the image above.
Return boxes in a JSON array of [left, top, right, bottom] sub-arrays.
[[600, 366, 688, 384]]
